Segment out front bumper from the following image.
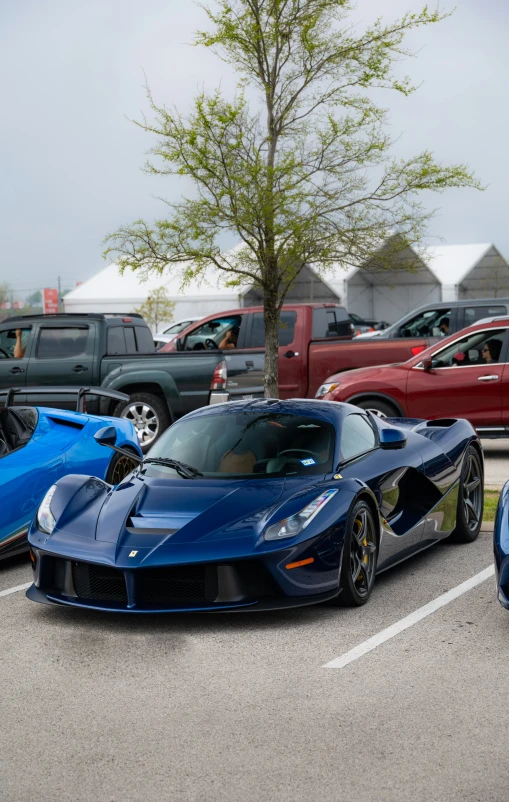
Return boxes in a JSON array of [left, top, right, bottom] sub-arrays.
[[27, 548, 341, 613]]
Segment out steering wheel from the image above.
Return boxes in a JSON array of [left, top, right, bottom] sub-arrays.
[[0, 348, 9, 358], [278, 449, 318, 459], [205, 338, 218, 350]]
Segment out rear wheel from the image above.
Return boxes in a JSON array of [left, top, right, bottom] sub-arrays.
[[450, 446, 484, 543], [105, 449, 139, 485], [113, 392, 171, 453], [333, 499, 378, 607], [355, 398, 399, 419]]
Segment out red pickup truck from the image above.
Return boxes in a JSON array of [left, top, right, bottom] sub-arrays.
[[160, 304, 430, 400]]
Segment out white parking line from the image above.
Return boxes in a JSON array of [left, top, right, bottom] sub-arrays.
[[324, 565, 495, 669], [0, 582, 31, 599]]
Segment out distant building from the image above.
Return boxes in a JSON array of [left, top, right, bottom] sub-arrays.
[[64, 239, 509, 325]]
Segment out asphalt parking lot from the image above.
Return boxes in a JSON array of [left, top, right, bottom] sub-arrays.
[[1, 442, 509, 802]]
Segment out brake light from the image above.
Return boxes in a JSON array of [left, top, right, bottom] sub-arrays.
[[210, 360, 227, 390], [123, 317, 132, 323], [411, 345, 426, 357]]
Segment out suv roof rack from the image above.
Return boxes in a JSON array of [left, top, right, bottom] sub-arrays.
[[1, 312, 144, 323]]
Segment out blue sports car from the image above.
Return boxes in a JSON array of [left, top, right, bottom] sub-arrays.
[[27, 399, 483, 612], [0, 387, 142, 561], [493, 485, 509, 607]]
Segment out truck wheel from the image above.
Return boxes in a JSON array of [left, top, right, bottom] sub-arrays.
[[355, 399, 399, 419], [113, 393, 171, 452]]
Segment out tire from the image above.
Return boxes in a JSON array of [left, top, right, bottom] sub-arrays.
[[113, 393, 171, 453], [355, 398, 399, 419], [332, 499, 379, 607], [449, 445, 484, 543], [105, 449, 139, 485]]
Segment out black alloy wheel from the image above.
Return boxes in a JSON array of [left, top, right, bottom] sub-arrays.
[[450, 446, 484, 543], [333, 499, 379, 607]]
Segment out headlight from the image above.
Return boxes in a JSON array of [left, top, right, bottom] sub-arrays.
[[37, 485, 58, 535], [264, 489, 338, 541], [315, 382, 340, 398]]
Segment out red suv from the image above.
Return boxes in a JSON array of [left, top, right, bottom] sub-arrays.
[[316, 316, 509, 437]]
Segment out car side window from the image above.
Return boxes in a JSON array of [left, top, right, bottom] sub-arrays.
[[464, 306, 506, 327], [134, 326, 155, 353], [185, 316, 244, 351], [37, 327, 89, 359], [312, 308, 351, 338], [399, 308, 452, 338], [341, 414, 377, 462], [107, 327, 127, 355], [124, 328, 137, 353], [430, 328, 507, 368], [0, 328, 31, 359], [249, 311, 297, 348]]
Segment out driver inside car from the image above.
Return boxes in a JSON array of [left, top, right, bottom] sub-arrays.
[[219, 326, 239, 350]]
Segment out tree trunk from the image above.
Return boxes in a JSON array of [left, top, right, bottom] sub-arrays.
[[264, 288, 280, 398]]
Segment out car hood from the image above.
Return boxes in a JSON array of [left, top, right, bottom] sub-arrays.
[[53, 475, 292, 550], [326, 362, 409, 384]]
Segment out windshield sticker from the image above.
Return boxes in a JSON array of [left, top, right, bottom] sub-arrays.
[[301, 458, 316, 466]]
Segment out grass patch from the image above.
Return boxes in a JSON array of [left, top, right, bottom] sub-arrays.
[[484, 489, 501, 522]]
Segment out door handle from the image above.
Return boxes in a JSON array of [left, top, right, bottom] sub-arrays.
[[284, 351, 299, 359], [9, 366, 25, 374], [72, 365, 89, 373], [245, 360, 254, 370], [478, 375, 499, 381]]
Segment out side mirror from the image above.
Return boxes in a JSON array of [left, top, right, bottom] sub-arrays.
[[94, 426, 142, 465], [94, 426, 118, 447], [422, 358, 433, 372], [379, 428, 407, 450]]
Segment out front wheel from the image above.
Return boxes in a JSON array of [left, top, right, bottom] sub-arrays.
[[105, 450, 139, 485], [113, 393, 171, 453], [449, 446, 484, 543], [332, 499, 379, 607]]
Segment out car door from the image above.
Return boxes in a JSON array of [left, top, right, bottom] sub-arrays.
[[0, 416, 65, 554], [338, 413, 425, 568], [0, 325, 32, 391], [25, 323, 97, 409], [241, 310, 304, 398], [406, 326, 508, 430]]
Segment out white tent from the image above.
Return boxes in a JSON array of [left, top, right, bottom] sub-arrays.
[[319, 239, 441, 324], [425, 244, 509, 301], [65, 240, 509, 326], [63, 260, 340, 322]]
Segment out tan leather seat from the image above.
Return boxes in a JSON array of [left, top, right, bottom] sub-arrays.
[[219, 449, 256, 474]]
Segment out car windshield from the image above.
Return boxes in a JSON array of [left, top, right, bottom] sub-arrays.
[[146, 413, 336, 479]]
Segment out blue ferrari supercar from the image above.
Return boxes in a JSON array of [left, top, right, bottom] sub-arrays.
[[0, 387, 142, 560], [494, 484, 509, 607], [27, 399, 483, 612]]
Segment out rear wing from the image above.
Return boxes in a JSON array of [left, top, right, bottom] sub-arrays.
[[0, 386, 129, 412]]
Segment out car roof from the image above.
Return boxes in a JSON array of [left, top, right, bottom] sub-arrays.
[[182, 397, 358, 425]]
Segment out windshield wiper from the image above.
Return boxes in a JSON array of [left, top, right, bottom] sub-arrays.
[[143, 458, 203, 479]]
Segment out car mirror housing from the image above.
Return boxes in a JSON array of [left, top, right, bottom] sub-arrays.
[[379, 428, 407, 450], [422, 357, 433, 372], [94, 426, 118, 447]]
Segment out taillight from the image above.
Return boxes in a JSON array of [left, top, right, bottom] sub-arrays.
[[210, 360, 227, 390], [411, 345, 426, 357]]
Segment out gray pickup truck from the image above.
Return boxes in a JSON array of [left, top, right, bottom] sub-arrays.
[[0, 313, 228, 450]]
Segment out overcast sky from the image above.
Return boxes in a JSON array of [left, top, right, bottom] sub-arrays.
[[1, 0, 507, 294]]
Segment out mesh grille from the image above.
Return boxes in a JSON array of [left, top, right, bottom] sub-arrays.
[[72, 562, 127, 604], [137, 565, 217, 606]]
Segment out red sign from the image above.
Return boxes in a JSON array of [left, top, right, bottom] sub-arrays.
[[43, 288, 59, 315]]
